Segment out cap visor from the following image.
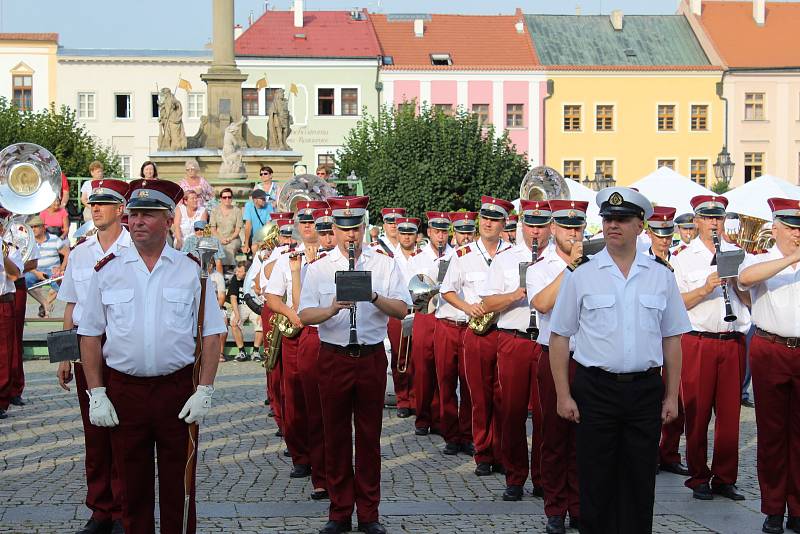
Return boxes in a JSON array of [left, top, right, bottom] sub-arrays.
[[333, 216, 364, 229], [523, 215, 552, 226], [777, 216, 800, 228], [88, 194, 124, 204], [126, 198, 172, 210], [479, 209, 505, 220], [599, 206, 643, 219], [649, 227, 675, 237], [454, 225, 476, 233], [695, 208, 726, 217], [553, 217, 586, 228]]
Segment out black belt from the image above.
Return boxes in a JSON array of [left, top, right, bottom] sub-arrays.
[[578, 363, 661, 383], [498, 328, 537, 341], [755, 328, 800, 349], [321, 341, 383, 358], [0, 293, 14, 303], [439, 318, 468, 328], [686, 330, 743, 341], [14, 279, 25, 289]]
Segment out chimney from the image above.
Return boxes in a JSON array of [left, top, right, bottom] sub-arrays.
[[610, 9, 623, 31], [414, 18, 424, 37], [689, 0, 702, 16], [576, 4, 582, 16], [293, 0, 304, 28], [753, 0, 765, 26], [234, 24, 244, 40], [515, 20, 524, 33]]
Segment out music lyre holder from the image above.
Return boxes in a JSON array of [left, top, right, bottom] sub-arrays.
[[335, 270, 373, 302], [712, 249, 745, 279], [47, 328, 80, 363]]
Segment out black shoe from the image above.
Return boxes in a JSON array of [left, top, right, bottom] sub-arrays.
[[76, 518, 113, 534], [502, 485, 523, 501], [311, 489, 329, 501], [268, 410, 276, 418], [276, 429, 284, 437], [460, 442, 475, 456], [290, 464, 311, 478], [319, 519, 351, 534], [283, 449, 291, 457], [110, 520, 124, 534], [763, 515, 785, 534], [660, 462, 690, 476], [567, 516, 579, 530], [358, 521, 387, 534], [742, 398, 756, 408], [545, 515, 566, 534], [429, 427, 441, 435], [235, 349, 249, 362], [0, 409, 6, 419], [397, 407, 411, 418], [414, 427, 429, 436], [474, 462, 492, 476], [264, 399, 270, 406], [712, 483, 746, 501], [787, 516, 800, 532], [491, 463, 506, 475], [9, 396, 25, 406], [531, 485, 545, 498], [692, 482, 714, 500], [443, 442, 460, 455]]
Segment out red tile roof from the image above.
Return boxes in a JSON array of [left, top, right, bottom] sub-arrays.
[[235, 10, 381, 58], [696, 1, 800, 67], [371, 12, 539, 69], [0, 33, 58, 42]]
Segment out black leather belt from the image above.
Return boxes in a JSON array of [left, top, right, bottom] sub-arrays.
[[755, 328, 800, 349], [0, 293, 14, 303], [439, 318, 468, 328], [321, 341, 383, 358], [498, 328, 537, 341], [686, 330, 743, 341], [578, 363, 661, 383]]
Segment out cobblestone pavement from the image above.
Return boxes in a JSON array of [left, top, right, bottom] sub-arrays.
[[0, 360, 765, 533]]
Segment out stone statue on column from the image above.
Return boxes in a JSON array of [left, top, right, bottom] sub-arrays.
[[219, 116, 246, 175], [157, 88, 187, 151], [267, 88, 293, 151]]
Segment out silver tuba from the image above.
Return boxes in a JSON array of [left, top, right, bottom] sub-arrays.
[[408, 273, 440, 313], [0, 143, 62, 214], [2, 216, 36, 262], [277, 173, 338, 213], [519, 165, 570, 202]]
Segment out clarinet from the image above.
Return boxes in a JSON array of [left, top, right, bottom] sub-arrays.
[[526, 240, 540, 338], [711, 229, 737, 323], [347, 241, 358, 345]]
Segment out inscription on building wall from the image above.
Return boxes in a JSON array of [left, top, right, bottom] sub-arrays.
[[292, 127, 330, 145]]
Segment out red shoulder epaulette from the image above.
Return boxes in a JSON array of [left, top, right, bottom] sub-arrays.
[[672, 244, 688, 256], [456, 244, 471, 258], [71, 236, 88, 251], [94, 253, 116, 272], [410, 249, 421, 258], [186, 252, 200, 266], [375, 247, 394, 258], [307, 251, 327, 265], [534, 255, 545, 264]]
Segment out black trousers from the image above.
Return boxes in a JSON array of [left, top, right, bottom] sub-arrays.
[[572, 365, 664, 534]]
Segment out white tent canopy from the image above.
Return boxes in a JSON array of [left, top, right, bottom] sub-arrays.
[[513, 178, 600, 225], [628, 166, 715, 215], [723, 174, 800, 221]]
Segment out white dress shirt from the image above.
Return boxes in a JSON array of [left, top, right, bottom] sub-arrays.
[[672, 237, 751, 333], [265, 247, 308, 307], [77, 244, 227, 377], [408, 243, 464, 320], [393, 246, 417, 287], [480, 242, 537, 331], [57, 229, 132, 326], [550, 248, 691, 373], [378, 236, 400, 256], [526, 243, 575, 349], [738, 246, 800, 337], [440, 237, 510, 310], [0, 261, 14, 295], [298, 245, 411, 346]]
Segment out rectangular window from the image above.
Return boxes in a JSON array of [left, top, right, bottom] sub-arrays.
[[430, 53, 452, 66], [186, 92, 205, 119], [242, 88, 259, 116], [596, 160, 614, 181], [471, 103, 490, 125], [563, 104, 581, 131], [691, 105, 708, 131], [12, 75, 32, 111], [151, 93, 159, 119], [657, 104, 675, 131], [744, 92, 765, 121], [563, 160, 582, 181], [595, 104, 614, 131], [506, 103, 524, 128], [690, 159, 707, 187], [744, 152, 764, 182], [341, 88, 359, 116], [433, 103, 454, 116], [114, 93, 132, 119], [657, 159, 675, 170], [78, 92, 96, 120], [318, 88, 335, 116], [318, 153, 335, 168], [120, 155, 132, 179]]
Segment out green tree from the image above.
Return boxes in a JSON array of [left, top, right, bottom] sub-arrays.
[[335, 102, 529, 221], [710, 179, 731, 194]]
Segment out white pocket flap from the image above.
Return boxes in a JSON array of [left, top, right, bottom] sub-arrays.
[[101, 288, 134, 305], [583, 294, 615, 310]]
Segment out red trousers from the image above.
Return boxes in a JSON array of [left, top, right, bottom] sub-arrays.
[[107, 364, 196, 534], [681, 333, 744, 489], [297, 327, 326, 490], [434, 319, 471, 445], [659, 384, 685, 466], [497, 332, 542, 487], [0, 299, 16, 411], [463, 328, 501, 465], [750, 335, 800, 516], [538, 349, 579, 519], [262, 308, 284, 433], [75, 362, 123, 522], [318, 343, 387, 524], [387, 317, 414, 409], [413, 313, 441, 432], [11, 280, 25, 397], [282, 334, 310, 466]]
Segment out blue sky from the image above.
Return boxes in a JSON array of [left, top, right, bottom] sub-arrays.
[[4, 0, 688, 49]]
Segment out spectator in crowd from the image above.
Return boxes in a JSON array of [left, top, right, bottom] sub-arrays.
[[140, 161, 158, 179], [227, 262, 262, 362], [180, 221, 224, 274], [369, 225, 381, 244], [206, 260, 228, 362], [254, 166, 280, 212], [40, 197, 69, 240], [80, 161, 104, 221], [25, 215, 69, 317], [179, 158, 214, 208], [316, 164, 331, 180], [59, 172, 70, 209], [173, 190, 208, 249], [209, 187, 243, 270], [242, 189, 271, 255]]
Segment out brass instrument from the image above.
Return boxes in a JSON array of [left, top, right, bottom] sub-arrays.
[[398, 273, 441, 373], [725, 214, 768, 253], [2, 217, 35, 262], [277, 173, 338, 213], [519, 166, 570, 202], [0, 143, 62, 214], [711, 228, 737, 323], [396, 314, 414, 374], [756, 227, 776, 250]]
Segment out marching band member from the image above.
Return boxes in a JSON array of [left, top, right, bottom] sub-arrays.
[[56, 179, 131, 534], [672, 195, 751, 501], [0, 208, 21, 420], [738, 198, 800, 534], [480, 199, 552, 501], [441, 197, 513, 476], [550, 187, 690, 534], [675, 213, 698, 247], [502, 214, 518, 245], [452, 212, 476, 246], [298, 196, 410, 534], [10, 224, 37, 408], [377, 207, 405, 254], [78, 179, 226, 534], [527, 200, 586, 533]]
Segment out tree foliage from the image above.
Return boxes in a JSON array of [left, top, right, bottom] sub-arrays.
[[710, 179, 731, 194], [335, 102, 530, 221]]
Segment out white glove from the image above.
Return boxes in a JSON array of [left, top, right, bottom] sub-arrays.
[[178, 385, 214, 424], [87, 387, 119, 427]]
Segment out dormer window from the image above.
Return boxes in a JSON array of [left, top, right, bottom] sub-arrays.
[[430, 53, 452, 66]]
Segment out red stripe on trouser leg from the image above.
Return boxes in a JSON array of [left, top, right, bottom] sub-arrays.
[[538, 350, 579, 519], [318, 345, 387, 524], [298, 327, 327, 490], [388, 317, 414, 409], [434, 319, 472, 445], [497, 333, 542, 486], [659, 382, 685, 465], [463, 328, 501, 465], [10, 282, 25, 397], [0, 301, 15, 411], [282, 335, 310, 466], [412, 313, 438, 430], [750, 335, 800, 516], [681, 333, 744, 489]]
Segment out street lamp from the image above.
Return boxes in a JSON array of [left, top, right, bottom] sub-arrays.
[[713, 147, 735, 185]]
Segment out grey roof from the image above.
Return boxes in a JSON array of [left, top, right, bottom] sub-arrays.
[[525, 14, 710, 66], [58, 48, 211, 58]]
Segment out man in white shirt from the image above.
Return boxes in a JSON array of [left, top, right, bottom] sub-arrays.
[[0, 208, 21, 420], [377, 207, 405, 255]]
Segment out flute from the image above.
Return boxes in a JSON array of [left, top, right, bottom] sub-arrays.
[[711, 228, 737, 323], [348, 241, 358, 345], [526, 240, 540, 338]]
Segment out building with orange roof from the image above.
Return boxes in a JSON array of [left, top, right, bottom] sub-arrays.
[[0, 33, 59, 112], [373, 11, 546, 164], [683, 0, 800, 186]]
